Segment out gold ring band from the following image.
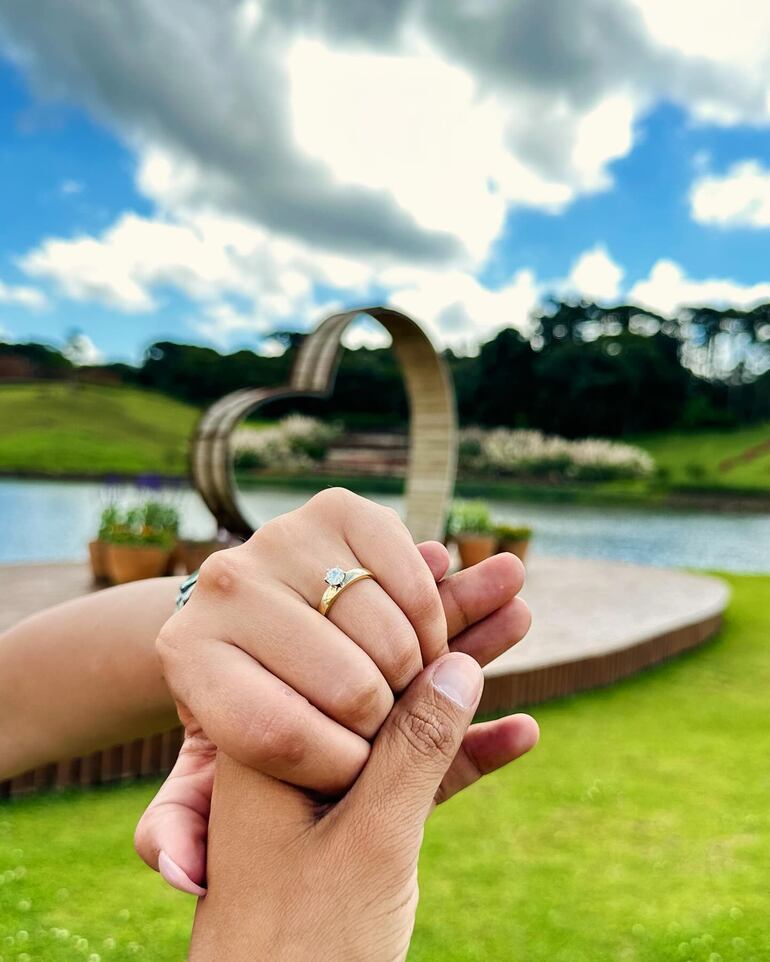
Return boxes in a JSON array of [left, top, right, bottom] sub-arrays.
[[318, 567, 374, 616]]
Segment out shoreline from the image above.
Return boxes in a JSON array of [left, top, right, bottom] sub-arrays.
[[2, 468, 769, 513]]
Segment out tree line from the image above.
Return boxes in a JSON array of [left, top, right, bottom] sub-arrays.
[[2, 299, 769, 438]]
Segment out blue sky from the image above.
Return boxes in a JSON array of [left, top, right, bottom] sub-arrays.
[[3, 1, 770, 362]]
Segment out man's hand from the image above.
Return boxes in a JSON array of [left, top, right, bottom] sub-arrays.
[[189, 653, 539, 961], [135, 536, 530, 895]]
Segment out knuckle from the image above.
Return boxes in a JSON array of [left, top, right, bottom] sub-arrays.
[[396, 703, 456, 760], [405, 576, 442, 626], [249, 513, 285, 547], [308, 486, 357, 515], [337, 676, 389, 732], [378, 503, 403, 526], [387, 637, 421, 691], [196, 547, 241, 595], [250, 711, 307, 772]]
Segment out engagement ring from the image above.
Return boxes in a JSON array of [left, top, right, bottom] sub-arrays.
[[318, 566, 374, 616]]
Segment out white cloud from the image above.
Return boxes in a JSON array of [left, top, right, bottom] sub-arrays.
[[63, 332, 103, 365], [563, 245, 625, 302], [288, 40, 504, 262], [18, 207, 375, 331], [628, 259, 770, 317], [690, 160, 770, 227], [5, 1, 770, 348], [5, 0, 769, 266], [631, 0, 770, 73], [569, 95, 636, 193], [0, 277, 48, 310], [59, 179, 84, 196], [384, 266, 541, 351]]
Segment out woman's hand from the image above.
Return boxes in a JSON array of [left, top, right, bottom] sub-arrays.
[[189, 653, 539, 961], [135, 492, 530, 895], [160, 488, 449, 782]]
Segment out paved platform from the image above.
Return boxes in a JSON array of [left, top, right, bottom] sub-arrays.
[[479, 556, 728, 714], [0, 556, 729, 715], [0, 561, 97, 633]]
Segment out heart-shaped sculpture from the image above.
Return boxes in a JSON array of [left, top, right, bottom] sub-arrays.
[[191, 306, 458, 544]]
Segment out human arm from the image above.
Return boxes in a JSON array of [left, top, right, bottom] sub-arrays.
[[0, 575, 179, 780]]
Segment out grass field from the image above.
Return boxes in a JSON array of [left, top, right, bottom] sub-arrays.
[[0, 383, 198, 477], [1, 573, 767, 961], [635, 420, 770, 493], [1, 382, 769, 504]]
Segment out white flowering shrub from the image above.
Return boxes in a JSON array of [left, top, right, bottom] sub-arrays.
[[460, 427, 654, 481], [232, 416, 341, 471]]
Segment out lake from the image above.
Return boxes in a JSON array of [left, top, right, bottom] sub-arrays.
[[0, 478, 768, 572]]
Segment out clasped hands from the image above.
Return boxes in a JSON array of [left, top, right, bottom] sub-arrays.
[[134, 488, 538, 960]]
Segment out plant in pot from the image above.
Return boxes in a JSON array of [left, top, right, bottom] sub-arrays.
[[89, 505, 119, 584], [142, 501, 183, 575], [494, 523, 533, 563], [446, 500, 497, 569], [177, 531, 228, 574], [102, 501, 179, 584]]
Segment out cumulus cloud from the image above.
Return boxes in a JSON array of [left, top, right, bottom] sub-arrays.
[[562, 245, 624, 302], [628, 259, 770, 317], [384, 266, 541, 351], [0, 277, 47, 310], [4, 0, 770, 345], [63, 332, 103, 365], [690, 160, 770, 227]]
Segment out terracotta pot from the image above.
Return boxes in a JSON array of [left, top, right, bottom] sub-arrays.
[[88, 539, 109, 583], [499, 538, 531, 563], [165, 542, 183, 576], [105, 543, 172, 584], [456, 534, 498, 569], [178, 539, 225, 574]]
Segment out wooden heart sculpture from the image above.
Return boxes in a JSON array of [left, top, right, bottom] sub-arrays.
[[191, 306, 458, 544]]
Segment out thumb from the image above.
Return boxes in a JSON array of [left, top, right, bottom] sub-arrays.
[[338, 652, 483, 838], [134, 731, 214, 897]]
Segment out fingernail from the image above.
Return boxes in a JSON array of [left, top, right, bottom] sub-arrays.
[[432, 655, 482, 709], [158, 851, 207, 897]]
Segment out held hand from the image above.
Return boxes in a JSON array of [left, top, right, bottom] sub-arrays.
[[189, 654, 539, 962], [135, 546, 530, 896]]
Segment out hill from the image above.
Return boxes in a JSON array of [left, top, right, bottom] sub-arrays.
[[0, 382, 199, 477], [634, 420, 770, 493], [0, 382, 768, 504]]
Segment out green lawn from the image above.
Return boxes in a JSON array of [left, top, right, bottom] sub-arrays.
[[634, 420, 770, 493], [0, 383, 199, 477], [1, 573, 767, 961]]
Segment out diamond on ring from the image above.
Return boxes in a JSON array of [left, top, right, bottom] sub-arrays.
[[325, 566, 346, 588], [319, 566, 375, 616]]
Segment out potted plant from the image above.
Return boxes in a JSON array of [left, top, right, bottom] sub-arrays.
[[141, 501, 183, 575], [177, 535, 227, 574], [102, 501, 179, 584], [494, 523, 533, 563], [446, 500, 497, 569], [89, 505, 119, 584]]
